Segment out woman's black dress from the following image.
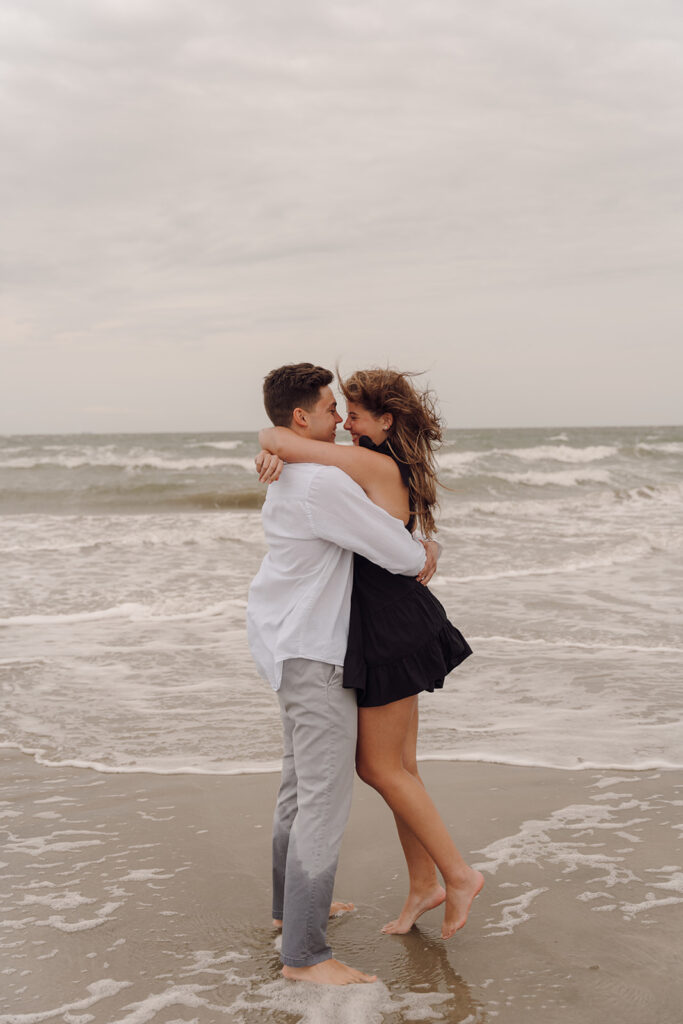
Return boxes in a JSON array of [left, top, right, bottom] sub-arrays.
[[343, 436, 472, 708]]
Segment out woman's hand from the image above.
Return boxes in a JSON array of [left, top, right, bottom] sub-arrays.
[[258, 427, 281, 453], [255, 450, 284, 484], [416, 539, 439, 585]]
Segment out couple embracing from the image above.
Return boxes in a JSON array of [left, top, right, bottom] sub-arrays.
[[247, 362, 483, 986]]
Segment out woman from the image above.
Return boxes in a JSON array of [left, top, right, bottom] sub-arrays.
[[256, 368, 483, 939]]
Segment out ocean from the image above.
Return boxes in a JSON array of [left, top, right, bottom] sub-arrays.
[[1, 425, 682, 776]]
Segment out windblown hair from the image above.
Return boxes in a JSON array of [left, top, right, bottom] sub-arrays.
[[263, 363, 333, 427], [339, 368, 444, 538]]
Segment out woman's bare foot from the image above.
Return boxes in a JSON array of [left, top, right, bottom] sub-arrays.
[[329, 899, 355, 918], [282, 958, 377, 985], [441, 869, 485, 939], [381, 884, 446, 934], [273, 900, 355, 929]]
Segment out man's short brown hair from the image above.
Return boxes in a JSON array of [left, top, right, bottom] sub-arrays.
[[263, 363, 334, 426]]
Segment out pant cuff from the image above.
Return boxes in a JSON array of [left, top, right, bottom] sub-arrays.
[[281, 950, 333, 968]]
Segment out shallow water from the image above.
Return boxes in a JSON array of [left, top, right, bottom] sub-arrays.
[[1, 425, 682, 774], [1, 754, 681, 1023]]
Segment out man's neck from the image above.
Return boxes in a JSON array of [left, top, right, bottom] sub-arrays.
[[288, 424, 309, 438], [288, 424, 332, 444]]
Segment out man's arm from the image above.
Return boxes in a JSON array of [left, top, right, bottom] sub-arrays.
[[306, 467, 426, 576]]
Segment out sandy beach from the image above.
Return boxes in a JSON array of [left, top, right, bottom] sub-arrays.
[[1, 747, 681, 1023]]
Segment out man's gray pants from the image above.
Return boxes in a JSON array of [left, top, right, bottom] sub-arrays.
[[272, 658, 357, 967]]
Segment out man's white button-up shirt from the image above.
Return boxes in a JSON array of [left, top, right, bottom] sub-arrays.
[[247, 463, 426, 690]]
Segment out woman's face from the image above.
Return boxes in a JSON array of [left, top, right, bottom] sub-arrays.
[[343, 401, 390, 446]]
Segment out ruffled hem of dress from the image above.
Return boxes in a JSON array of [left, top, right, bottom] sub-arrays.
[[349, 624, 472, 708]]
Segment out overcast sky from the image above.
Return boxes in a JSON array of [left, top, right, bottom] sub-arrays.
[[1, 0, 682, 433]]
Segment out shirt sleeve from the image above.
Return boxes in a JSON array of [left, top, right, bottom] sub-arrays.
[[305, 466, 426, 576]]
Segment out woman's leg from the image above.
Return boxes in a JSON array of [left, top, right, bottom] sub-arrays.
[[357, 695, 484, 938], [382, 701, 446, 933]]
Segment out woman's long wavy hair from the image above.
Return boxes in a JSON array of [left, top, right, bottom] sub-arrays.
[[339, 368, 444, 538]]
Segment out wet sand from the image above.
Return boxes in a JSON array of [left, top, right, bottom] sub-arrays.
[[1, 747, 681, 1023]]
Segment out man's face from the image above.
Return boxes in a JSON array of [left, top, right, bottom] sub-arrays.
[[304, 386, 343, 442]]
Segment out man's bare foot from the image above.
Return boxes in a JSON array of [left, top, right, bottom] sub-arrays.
[[441, 869, 485, 939], [282, 958, 377, 986], [273, 900, 355, 929], [381, 884, 446, 934]]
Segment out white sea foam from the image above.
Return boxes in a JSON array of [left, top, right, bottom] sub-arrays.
[[484, 887, 548, 936], [468, 788, 683, 925], [418, 752, 683, 772], [20, 892, 95, 910], [432, 541, 652, 583], [505, 444, 617, 463], [5, 738, 681, 778], [0, 452, 255, 472], [467, 636, 683, 655], [225, 977, 454, 1024], [637, 441, 683, 455], [120, 869, 174, 881], [591, 775, 636, 789], [444, 476, 683, 519], [0, 510, 265, 555], [106, 984, 222, 1024], [35, 901, 123, 933], [437, 443, 617, 475], [33, 796, 76, 804], [0, 599, 233, 627], [5, 828, 110, 858], [615, 868, 683, 918], [0, 742, 284, 777], [437, 450, 485, 472], [495, 468, 612, 487], [185, 440, 242, 450], [0, 979, 132, 1024], [184, 950, 250, 975], [473, 804, 635, 875]]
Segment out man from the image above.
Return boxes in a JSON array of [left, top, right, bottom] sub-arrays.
[[247, 363, 427, 986]]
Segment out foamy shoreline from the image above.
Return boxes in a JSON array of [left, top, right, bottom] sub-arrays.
[[3, 426, 681, 782], [1, 747, 681, 1023], [2, 740, 682, 778]]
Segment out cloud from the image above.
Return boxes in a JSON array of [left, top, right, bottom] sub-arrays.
[[1, 0, 682, 429]]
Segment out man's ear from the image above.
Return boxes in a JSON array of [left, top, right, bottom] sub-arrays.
[[291, 407, 308, 428]]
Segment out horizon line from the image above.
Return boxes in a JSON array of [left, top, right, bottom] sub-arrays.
[[1, 422, 681, 438]]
